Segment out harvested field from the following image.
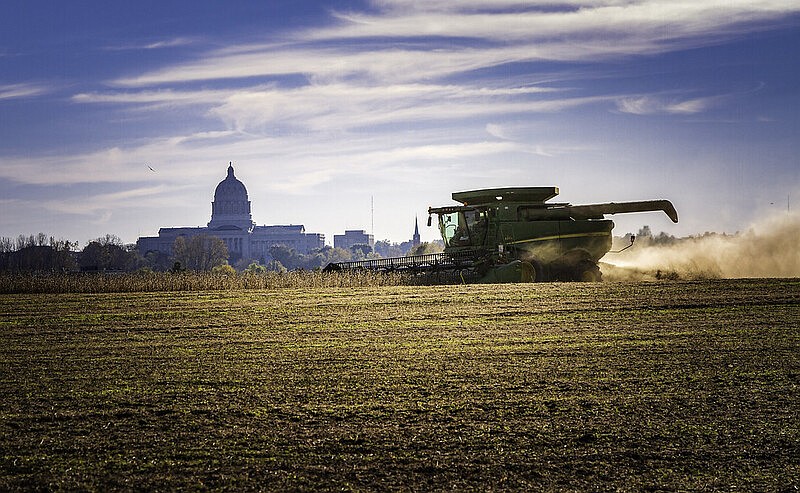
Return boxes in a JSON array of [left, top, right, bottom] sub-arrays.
[[1, 279, 799, 491]]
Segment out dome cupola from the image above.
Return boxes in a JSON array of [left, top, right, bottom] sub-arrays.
[[208, 163, 254, 231]]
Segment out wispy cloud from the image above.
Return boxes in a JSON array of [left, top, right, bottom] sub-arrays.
[[207, 84, 603, 132], [111, 45, 529, 87], [75, 80, 594, 135], [369, 0, 644, 11], [103, 37, 197, 51], [0, 117, 533, 198], [0, 83, 47, 100], [319, 0, 800, 45], [38, 185, 176, 216], [93, 0, 800, 163], [108, 2, 800, 89], [0, 141, 220, 186], [0, 183, 194, 236], [42, 0, 800, 189], [72, 87, 240, 106], [615, 94, 723, 115], [52, 0, 789, 197]]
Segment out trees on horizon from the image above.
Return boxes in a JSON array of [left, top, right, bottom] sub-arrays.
[[171, 235, 229, 272]]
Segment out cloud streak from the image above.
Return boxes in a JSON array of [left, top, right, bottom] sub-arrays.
[[103, 37, 197, 51], [86, 0, 799, 154], [324, 0, 800, 41], [0, 83, 47, 100], [75, 80, 603, 135], [615, 94, 723, 115], [109, 2, 800, 89]]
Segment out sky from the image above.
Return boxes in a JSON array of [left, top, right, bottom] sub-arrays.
[[1, 0, 799, 248]]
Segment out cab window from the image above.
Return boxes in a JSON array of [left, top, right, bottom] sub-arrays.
[[439, 209, 487, 247], [465, 209, 488, 245]]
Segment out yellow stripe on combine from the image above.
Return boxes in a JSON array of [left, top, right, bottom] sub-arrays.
[[506, 231, 609, 245]]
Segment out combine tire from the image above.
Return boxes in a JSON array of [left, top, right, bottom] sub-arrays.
[[576, 261, 602, 282], [520, 261, 535, 282]]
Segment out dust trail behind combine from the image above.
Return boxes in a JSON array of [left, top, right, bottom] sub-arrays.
[[602, 212, 800, 280]]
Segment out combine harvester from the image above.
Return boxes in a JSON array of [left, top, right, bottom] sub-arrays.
[[324, 187, 678, 283]]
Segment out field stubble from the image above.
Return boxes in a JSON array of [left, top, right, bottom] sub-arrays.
[[1, 279, 799, 491]]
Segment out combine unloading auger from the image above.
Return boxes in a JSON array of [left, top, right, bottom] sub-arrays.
[[324, 187, 678, 283]]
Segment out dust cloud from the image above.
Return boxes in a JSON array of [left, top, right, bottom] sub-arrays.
[[601, 212, 800, 280]]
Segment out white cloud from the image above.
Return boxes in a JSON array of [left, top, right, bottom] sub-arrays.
[[485, 123, 510, 140], [104, 39, 679, 89], [0, 122, 518, 192], [103, 37, 197, 51], [0, 141, 219, 187], [78, 79, 594, 135], [0, 83, 47, 100], [318, 0, 800, 45], [14, 0, 776, 195], [615, 94, 721, 115], [72, 88, 235, 105], [107, 2, 799, 89], [666, 98, 714, 114], [80, 83, 553, 107], [207, 83, 605, 132], [113, 0, 800, 87], [370, 0, 643, 12], [112, 45, 527, 87], [36, 185, 184, 216]]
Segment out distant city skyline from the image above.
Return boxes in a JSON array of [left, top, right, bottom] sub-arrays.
[[1, 1, 799, 247]]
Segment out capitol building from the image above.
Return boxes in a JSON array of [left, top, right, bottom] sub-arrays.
[[136, 164, 325, 263]]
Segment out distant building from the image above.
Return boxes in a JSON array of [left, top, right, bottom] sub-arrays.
[[412, 217, 421, 247], [137, 164, 324, 263], [333, 229, 374, 251]]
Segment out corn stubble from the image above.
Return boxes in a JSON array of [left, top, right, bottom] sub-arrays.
[[1, 279, 798, 490]]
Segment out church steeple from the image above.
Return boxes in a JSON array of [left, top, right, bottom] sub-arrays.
[[413, 217, 421, 246]]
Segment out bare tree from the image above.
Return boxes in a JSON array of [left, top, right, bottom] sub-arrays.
[[95, 234, 123, 246], [172, 235, 228, 271], [0, 233, 78, 272], [0, 237, 13, 253]]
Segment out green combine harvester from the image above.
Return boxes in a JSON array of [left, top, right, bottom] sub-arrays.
[[324, 187, 678, 283]]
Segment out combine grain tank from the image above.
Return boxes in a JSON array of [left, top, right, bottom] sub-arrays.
[[324, 187, 677, 283]]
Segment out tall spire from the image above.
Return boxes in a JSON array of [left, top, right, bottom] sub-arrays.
[[227, 161, 234, 177], [413, 217, 421, 246]]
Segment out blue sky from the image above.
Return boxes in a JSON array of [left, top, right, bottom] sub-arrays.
[[1, 1, 799, 247]]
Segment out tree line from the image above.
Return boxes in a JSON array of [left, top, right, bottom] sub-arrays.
[[0, 232, 443, 273]]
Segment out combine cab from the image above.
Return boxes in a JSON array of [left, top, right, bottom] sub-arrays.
[[324, 187, 677, 283]]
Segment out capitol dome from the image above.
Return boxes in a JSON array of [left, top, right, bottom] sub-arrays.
[[207, 163, 254, 231]]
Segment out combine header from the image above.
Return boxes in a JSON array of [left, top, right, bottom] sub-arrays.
[[324, 187, 678, 283]]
